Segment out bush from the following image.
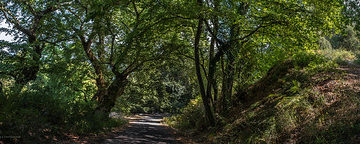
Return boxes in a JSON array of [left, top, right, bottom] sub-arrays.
[[0, 84, 126, 143], [292, 50, 330, 67], [317, 48, 356, 64], [164, 96, 208, 131]]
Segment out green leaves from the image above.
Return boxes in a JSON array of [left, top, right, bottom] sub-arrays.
[[0, 0, 349, 138]]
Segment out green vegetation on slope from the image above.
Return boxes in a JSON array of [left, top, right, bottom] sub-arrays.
[[166, 50, 360, 143]]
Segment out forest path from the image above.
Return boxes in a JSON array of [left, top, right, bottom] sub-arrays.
[[102, 114, 183, 144]]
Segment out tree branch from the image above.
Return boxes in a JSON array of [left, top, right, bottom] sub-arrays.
[[0, 5, 33, 37]]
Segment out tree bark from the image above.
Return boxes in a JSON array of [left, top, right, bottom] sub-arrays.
[[95, 75, 128, 114], [218, 55, 225, 112], [207, 35, 216, 111], [194, 13, 215, 126], [78, 34, 108, 102], [218, 23, 239, 113], [206, 2, 219, 111], [220, 49, 235, 112]]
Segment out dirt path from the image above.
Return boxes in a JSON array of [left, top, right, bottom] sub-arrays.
[[102, 114, 183, 144]]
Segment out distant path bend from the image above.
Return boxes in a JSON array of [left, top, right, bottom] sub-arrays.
[[103, 114, 183, 144]]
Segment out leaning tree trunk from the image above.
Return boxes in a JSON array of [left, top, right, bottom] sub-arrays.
[[95, 75, 128, 114], [92, 35, 109, 102], [79, 34, 109, 102]]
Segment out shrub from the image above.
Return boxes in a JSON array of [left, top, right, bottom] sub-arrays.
[[164, 96, 208, 131], [318, 48, 356, 64], [0, 84, 126, 143]]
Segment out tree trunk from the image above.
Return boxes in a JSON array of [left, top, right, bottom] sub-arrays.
[[194, 11, 215, 126], [207, 5, 219, 111], [95, 75, 128, 114], [217, 55, 225, 112], [93, 34, 108, 101], [221, 50, 235, 112], [206, 37, 216, 111], [79, 37, 108, 102], [213, 76, 218, 108], [14, 38, 43, 92], [218, 23, 238, 113]]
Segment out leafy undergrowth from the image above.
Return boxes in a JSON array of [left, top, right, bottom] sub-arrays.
[[164, 98, 213, 143], [0, 88, 127, 144], [214, 50, 360, 144]]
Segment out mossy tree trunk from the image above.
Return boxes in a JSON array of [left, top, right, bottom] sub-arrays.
[[95, 75, 128, 114]]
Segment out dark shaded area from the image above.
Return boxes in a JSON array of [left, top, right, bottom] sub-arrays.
[[103, 114, 182, 144]]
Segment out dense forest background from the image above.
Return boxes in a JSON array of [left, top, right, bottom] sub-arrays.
[[0, 0, 360, 143]]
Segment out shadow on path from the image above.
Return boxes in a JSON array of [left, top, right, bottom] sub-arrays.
[[103, 114, 182, 144]]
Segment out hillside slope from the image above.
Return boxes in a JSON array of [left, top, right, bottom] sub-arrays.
[[214, 52, 360, 143]]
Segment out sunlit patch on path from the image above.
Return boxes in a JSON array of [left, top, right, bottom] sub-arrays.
[[103, 114, 182, 144]]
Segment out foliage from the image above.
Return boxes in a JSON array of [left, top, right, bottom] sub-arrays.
[[0, 82, 126, 143], [164, 96, 207, 130], [0, 0, 357, 143], [318, 48, 357, 64], [342, 26, 360, 50], [114, 60, 197, 114], [344, 0, 360, 31], [318, 37, 333, 49], [330, 25, 360, 50]]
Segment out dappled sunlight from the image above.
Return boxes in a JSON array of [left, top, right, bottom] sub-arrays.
[[103, 114, 182, 144]]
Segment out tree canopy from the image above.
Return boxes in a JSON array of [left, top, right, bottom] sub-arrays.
[[1, 0, 358, 143]]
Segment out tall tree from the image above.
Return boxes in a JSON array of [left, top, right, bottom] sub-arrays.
[[0, 0, 66, 90], [61, 0, 185, 114], [194, 0, 216, 125], [189, 0, 342, 122]]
